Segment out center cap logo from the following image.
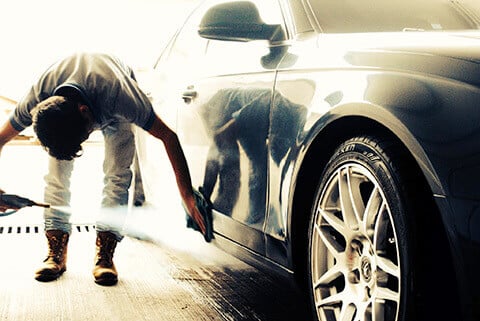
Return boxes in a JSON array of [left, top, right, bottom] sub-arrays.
[[361, 257, 372, 281]]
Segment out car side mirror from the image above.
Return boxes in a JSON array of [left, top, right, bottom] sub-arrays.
[[198, 1, 284, 42]]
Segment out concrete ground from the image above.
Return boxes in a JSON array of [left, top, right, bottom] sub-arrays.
[[0, 142, 312, 321]]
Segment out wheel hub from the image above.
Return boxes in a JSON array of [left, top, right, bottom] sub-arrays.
[[361, 256, 372, 282], [347, 238, 376, 286]]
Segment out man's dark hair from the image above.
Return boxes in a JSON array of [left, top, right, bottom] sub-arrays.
[[32, 96, 90, 161]]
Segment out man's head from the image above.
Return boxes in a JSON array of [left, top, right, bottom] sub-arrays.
[[31, 96, 93, 160]]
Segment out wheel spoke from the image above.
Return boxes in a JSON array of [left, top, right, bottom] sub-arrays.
[[375, 285, 400, 303], [362, 186, 382, 237], [319, 207, 347, 236], [339, 303, 356, 321], [314, 262, 343, 288], [348, 170, 368, 228], [372, 301, 385, 321], [373, 207, 390, 253], [317, 290, 345, 308], [316, 223, 343, 259], [338, 168, 360, 231], [376, 256, 400, 278], [353, 302, 370, 321]]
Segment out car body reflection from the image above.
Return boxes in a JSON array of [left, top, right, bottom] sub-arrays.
[[199, 88, 307, 228]]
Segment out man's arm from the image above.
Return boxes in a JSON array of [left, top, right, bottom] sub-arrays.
[[147, 114, 207, 235], [0, 120, 20, 212], [0, 120, 20, 153]]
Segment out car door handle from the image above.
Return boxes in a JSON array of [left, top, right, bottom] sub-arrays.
[[182, 90, 198, 103]]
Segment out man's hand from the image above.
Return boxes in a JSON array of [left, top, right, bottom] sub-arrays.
[[0, 189, 20, 212], [185, 197, 207, 235]]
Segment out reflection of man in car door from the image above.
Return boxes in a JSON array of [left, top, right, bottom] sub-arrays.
[[199, 88, 306, 225], [200, 88, 269, 222]]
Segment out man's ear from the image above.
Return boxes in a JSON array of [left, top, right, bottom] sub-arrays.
[[78, 104, 89, 113], [78, 104, 94, 123], [78, 104, 95, 134]]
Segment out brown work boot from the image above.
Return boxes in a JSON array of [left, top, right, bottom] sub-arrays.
[[35, 230, 69, 282], [93, 231, 118, 286]]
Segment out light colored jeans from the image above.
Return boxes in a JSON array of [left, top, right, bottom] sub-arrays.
[[43, 122, 142, 241]]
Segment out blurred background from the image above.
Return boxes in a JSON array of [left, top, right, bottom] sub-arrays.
[[0, 0, 200, 224], [0, 0, 198, 101]]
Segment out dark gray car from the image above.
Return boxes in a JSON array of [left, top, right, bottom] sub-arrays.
[[137, 1, 480, 320]]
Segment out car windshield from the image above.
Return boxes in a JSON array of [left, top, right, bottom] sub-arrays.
[[307, 0, 480, 33]]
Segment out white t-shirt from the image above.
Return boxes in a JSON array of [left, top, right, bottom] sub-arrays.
[[10, 52, 155, 132]]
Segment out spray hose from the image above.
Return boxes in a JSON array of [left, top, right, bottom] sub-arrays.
[[0, 194, 50, 217]]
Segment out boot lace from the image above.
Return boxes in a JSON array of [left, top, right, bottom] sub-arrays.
[[96, 234, 117, 267], [46, 233, 67, 263]]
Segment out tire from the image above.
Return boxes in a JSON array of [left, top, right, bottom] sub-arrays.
[[307, 136, 417, 321]]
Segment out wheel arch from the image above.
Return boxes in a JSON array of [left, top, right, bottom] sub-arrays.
[[289, 115, 459, 312]]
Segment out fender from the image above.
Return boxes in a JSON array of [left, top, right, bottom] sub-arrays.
[[293, 68, 480, 201]]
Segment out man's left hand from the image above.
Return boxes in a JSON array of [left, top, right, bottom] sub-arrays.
[[0, 189, 20, 212]]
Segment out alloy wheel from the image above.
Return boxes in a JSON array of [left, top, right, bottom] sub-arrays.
[[310, 163, 401, 321]]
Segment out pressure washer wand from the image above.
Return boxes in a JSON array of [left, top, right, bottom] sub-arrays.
[[0, 194, 50, 209]]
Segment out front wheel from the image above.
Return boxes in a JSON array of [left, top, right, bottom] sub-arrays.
[[308, 136, 418, 321]]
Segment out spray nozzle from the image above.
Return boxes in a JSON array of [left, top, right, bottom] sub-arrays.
[[0, 194, 50, 209]]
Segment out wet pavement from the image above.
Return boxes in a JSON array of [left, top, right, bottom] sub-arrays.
[[0, 143, 312, 321]]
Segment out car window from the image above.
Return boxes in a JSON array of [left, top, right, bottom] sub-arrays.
[[286, 0, 315, 38], [155, 2, 209, 80], [305, 0, 480, 33]]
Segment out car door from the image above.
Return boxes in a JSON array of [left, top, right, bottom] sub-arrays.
[[174, 0, 286, 255], [134, 2, 210, 205]]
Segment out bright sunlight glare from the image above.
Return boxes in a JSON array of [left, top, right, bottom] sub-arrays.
[[0, 0, 204, 249], [0, 0, 198, 100]]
